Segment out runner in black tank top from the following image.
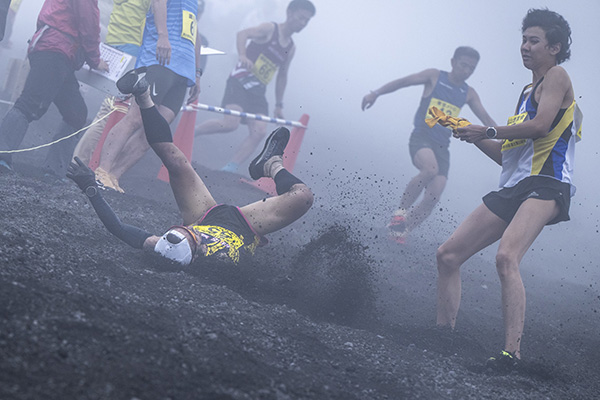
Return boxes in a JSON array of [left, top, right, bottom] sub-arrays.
[[194, 0, 316, 173]]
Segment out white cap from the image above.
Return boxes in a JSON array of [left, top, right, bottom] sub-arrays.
[[154, 229, 193, 265]]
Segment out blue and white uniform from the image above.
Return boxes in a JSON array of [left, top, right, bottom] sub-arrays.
[[499, 78, 582, 196]]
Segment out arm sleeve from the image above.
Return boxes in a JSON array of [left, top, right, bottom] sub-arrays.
[[88, 191, 153, 249]]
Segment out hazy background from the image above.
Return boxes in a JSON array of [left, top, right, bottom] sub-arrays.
[[202, 0, 600, 289], [2, 0, 599, 286]]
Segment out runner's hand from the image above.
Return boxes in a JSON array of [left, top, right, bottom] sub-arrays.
[[238, 55, 253, 70], [156, 35, 172, 65], [455, 125, 486, 143], [361, 92, 378, 111], [187, 78, 201, 105], [274, 106, 284, 119], [96, 59, 110, 73], [67, 157, 97, 191]]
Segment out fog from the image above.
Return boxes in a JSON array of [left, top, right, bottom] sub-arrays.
[[3, 0, 599, 285], [200, 0, 599, 286]]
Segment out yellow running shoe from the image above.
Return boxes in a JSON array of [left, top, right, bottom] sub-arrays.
[[95, 167, 124, 193]]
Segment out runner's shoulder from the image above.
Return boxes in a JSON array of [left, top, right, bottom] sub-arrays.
[[545, 65, 571, 84], [542, 66, 573, 97]]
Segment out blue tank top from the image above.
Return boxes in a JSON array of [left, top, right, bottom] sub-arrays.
[[136, 0, 197, 86], [413, 71, 469, 146]]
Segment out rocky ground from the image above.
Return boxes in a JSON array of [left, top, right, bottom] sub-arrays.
[[1, 149, 599, 400]]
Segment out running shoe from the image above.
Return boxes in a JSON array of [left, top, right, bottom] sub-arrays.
[[485, 350, 520, 372], [95, 167, 125, 193], [388, 209, 407, 232], [116, 67, 149, 96], [248, 127, 290, 180], [388, 209, 408, 244], [111, 177, 125, 194], [389, 229, 408, 245]]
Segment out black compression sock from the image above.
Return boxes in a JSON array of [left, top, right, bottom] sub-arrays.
[[140, 106, 172, 144], [274, 169, 303, 195]]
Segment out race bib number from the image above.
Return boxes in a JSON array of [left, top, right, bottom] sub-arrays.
[[181, 10, 197, 45], [252, 53, 278, 85], [507, 112, 527, 126], [502, 112, 528, 152], [428, 98, 461, 118]]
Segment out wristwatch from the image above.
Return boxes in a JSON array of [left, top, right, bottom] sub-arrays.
[[486, 126, 498, 139], [85, 186, 98, 198]]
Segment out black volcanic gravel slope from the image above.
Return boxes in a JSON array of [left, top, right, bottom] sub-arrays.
[[1, 163, 599, 400]]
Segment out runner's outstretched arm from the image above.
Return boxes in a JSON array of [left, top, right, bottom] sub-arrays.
[[361, 69, 438, 110], [67, 157, 152, 249]]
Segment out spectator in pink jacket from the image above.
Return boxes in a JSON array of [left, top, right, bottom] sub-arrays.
[[0, 0, 108, 178]]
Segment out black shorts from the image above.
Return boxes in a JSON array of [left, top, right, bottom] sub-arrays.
[[199, 204, 258, 242], [195, 204, 263, 263], [221, 77, 269, 123], [145, 65, 189, 115], [408, 131, 450, 177], [482, 176, 571, 225]]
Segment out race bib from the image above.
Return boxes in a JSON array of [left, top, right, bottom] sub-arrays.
[[502, 112, 528, 151], [428, 98, 461, 118], [507, 112, 528, 126], [501, 139, 527, 151], [252, 53, 278, 85], [181, 10, 197, 45]]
